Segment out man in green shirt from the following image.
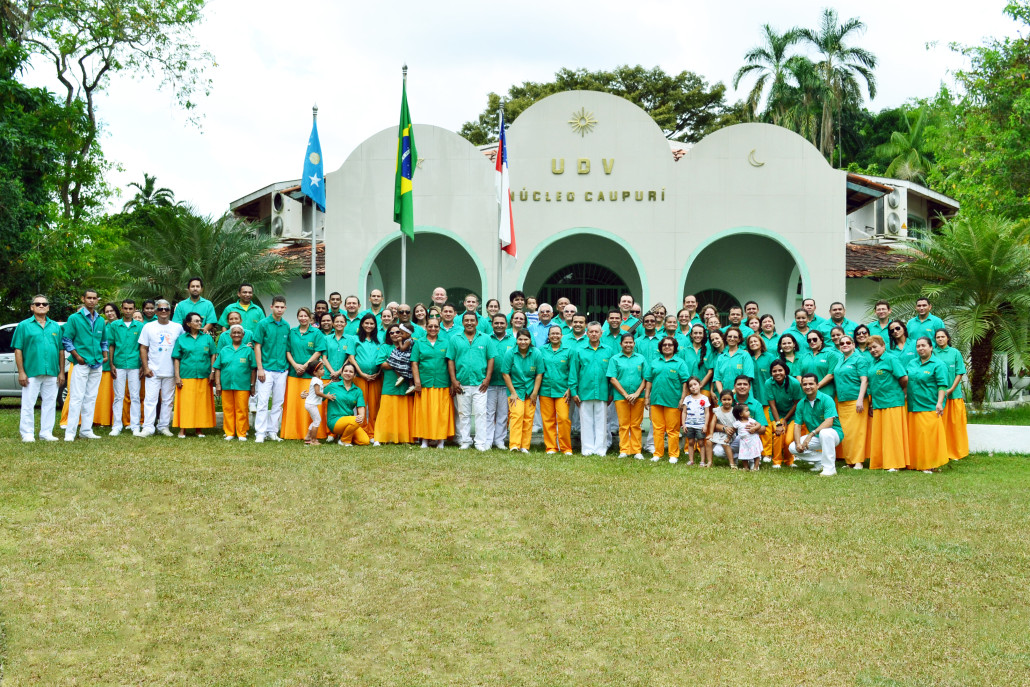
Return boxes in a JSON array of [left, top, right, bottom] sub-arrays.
[[13, 294, 65, 442], [789, 373, 843, 476], [867, 299, 895, 351], [218, 283, 265, 333], [171, 277, 218, 334], [446, 312, 495, 450], [253, 295, 290, 442], [570, 323, 613, 456], [106, 299, 145, 436], [817, 302, 858, 338], [62, 288, 107, 441], [486, 313, 516, 449], [341, 295, 363, 336]]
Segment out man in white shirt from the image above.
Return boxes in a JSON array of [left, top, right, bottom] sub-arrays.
[[138, 299, 183, 436]]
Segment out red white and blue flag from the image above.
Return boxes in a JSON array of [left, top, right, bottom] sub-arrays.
[[496, 111, 516, 258]]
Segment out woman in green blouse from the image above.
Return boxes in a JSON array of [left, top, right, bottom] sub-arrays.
[[171, 312, 216, 438]]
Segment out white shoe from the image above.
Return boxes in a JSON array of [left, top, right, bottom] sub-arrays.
[[772, 464, 782, 469], [421, 440, 429, 449], [372, 441, 381, 447], [563, 451, 573, 456], [177, 434, 186, 439], [267, 433, 282, 442], [650, 455, 661, 462], [339, 442, 352, 447], [887, 468, 898, 472], [762, 456, 771, 463], [520, 448, 529, 454], [255, 435, 264, 443], [224, 435, 234, 441], [789, 463, 797, 468], [159, 428, 174, 437], [79, 432, 100, 440], [494, 443, 506, 450], [436, 440, 445, 448], [922, 469, 934, 474], [21, 436, 35, 443], [459, 444, 471, 450], [819, 469, 837, 477], [139, 427, 155, 437], [39, 434, 58, 442], [618, 453, 627, 458], [110, 428, 121, 437], [669, 457, 678, 464], [546, 450, 557, 455], [810, 466, 822, 472], [238, 436, 247, 442], [131, 429, 142, 437], [852, 463, 863, 470], [634, 453, 644, 460]]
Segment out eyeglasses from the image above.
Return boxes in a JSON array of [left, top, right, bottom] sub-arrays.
[[840, 340, 854, 346], [33, 302, 49, 307], [889, 326, 902, 332], [157, 307, 170, 312], [631, 310, 641, 315], [661, 343, 675, 347], [398, 309, 410, 314], [807, 337, 819, 342]]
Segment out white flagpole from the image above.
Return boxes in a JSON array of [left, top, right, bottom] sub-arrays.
[[400, 64, 408, 305], [311, 104, 318, 309], [495, 99, 504, 304]]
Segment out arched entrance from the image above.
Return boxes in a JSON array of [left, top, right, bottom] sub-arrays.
[[360, 229, 486, 306], [683, 231, 807, 327], [694, 289, 740, 322], [520, 230, 646, 323]]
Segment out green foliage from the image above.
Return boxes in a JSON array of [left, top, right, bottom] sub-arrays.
[[114, 207, 304, 313], [733, 24, 801, 125], [874, 214, 1030, 404], [460, 65, 738, 145], [6, 0, 213, 219], [874, 107, 934, 183], [924, 3, 1030, 218], [123, 173, 177, 212]]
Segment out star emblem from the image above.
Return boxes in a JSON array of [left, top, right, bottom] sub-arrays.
[[308, 173, 321, 187]]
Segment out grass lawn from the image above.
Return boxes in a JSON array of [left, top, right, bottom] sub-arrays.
[[1, 403, 1029, 685], [968, 401, 1030, 425]]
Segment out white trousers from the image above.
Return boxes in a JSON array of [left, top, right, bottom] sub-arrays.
[[485, 385, 509, 448], [789, 429, 840, 474], [255, 370, 288, 437], [580, 400, 608, 456], [455, 385, 489, 450], [20, 375, 58, 439], [112, 368, 141, 431], [143, 375, 175, 431], [65, 364, 102, 438]]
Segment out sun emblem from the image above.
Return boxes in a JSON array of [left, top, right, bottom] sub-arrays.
[[568, 108, 598, 137], [308, 152, 321, 165]]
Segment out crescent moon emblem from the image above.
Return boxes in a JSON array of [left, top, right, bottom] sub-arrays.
[[747, 149, 765, 167]]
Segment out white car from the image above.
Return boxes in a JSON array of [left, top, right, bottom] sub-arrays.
[[0, 321, 69, 404]]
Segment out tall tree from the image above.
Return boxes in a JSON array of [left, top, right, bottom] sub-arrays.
[[925, 2, 1030, 219], [798, 8, 877, 162], [875, 215, 1030, 405], [5, 0, 213, 219], [460, 65, 738, 145], [733, 24, 801, 125], [123, 173, 176, 212], [115, 207, 304, 313], [874, 107, 934, 183], [779, 55, 825, 146]]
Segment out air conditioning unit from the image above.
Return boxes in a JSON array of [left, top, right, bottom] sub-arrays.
[[874, 187, 908, 238], [270, 191, 305, 240]]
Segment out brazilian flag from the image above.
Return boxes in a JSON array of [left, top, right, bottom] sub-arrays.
[[393, 79, 417, 240]]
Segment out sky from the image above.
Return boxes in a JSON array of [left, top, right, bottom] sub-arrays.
[[22, 0, 1026, 216]]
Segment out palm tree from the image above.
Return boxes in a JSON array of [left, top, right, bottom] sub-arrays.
[[779, 55, 825, 146], [875, 108, 934, 184], [123, 173, 176, 211], [115, 206, 305, 313], [798, 8, 877, 162], [733, 25, 800, 125], [874, 215, 1030, 405]]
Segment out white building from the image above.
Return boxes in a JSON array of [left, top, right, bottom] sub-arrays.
[[233, 90, 958, 325]]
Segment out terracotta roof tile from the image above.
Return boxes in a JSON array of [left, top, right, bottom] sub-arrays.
[[845, 242, 914, 278], [270, 242, 324, 277]]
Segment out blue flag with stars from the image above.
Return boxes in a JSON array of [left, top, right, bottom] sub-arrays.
[[301, 118, 325, 212]]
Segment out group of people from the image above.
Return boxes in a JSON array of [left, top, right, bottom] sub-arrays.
[[13, 281, 969, 476]]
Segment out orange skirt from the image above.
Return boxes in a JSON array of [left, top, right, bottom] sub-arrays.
[[942, 398, 969, 461], [837, 400, 868, 466], [60, 364, 72, 425], [173, 378, 216, 429], [908, 411, 949, 471], [92, 370, 114, 425], [354, 377, 383, 440], [413, 387, 454, 440], [869, 406, 909, 470], [375, 394, 415, 444], [280, 376, 315, 440]]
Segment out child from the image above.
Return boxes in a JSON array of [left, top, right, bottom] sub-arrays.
[[680, 376, 710, 466], [732, 404, 763, 471], [300, 360, 329, 445], [387, 324, 416, 394], [707, 389, 737, 468]]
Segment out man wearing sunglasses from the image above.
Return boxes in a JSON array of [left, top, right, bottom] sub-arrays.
[[13, 295, 65, 442], [138, 299, 184, 437]]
